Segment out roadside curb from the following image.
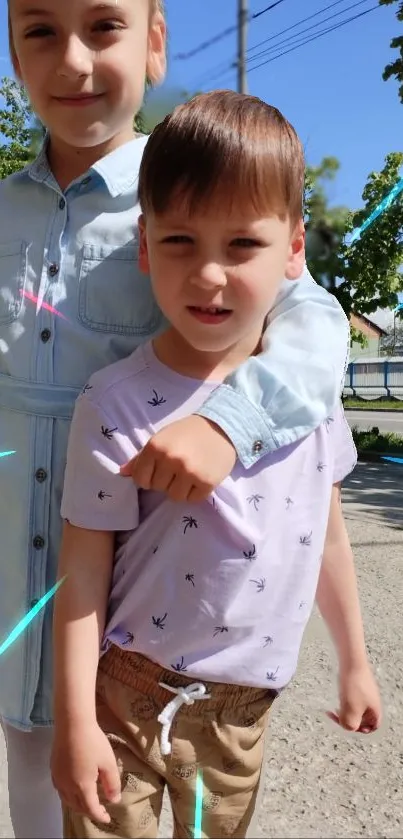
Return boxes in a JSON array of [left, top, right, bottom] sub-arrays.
[[344, 407, 403, 414], [357, 450, 403, 463]]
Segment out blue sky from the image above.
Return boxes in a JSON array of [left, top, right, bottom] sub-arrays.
[[163, 0, 402, 212], [0, 0, 401, 214]]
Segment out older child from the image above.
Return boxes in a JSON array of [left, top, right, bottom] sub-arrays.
[[1, 4, 349, 837], [52, 91, 381, 839]]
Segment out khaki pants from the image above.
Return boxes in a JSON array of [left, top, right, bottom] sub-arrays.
[[64, 647, 276, 839]]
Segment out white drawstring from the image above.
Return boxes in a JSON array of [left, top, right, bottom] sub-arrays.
[[158, 682, 211, 756]]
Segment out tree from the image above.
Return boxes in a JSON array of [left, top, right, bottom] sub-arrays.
[[380, 320, 403, 355], [0, 77, 38, 178], [379, 0, 403, 103], [305, 152, 403, 324]]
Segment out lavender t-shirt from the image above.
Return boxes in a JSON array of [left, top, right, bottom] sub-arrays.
[[61, 342, 357, 690]]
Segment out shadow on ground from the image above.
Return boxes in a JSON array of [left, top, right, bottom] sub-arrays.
[[343, 460, 403, 531]]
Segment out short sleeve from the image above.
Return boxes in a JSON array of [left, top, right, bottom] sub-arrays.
[[61, 393, 139, 531], [329, 402, 357, 484]]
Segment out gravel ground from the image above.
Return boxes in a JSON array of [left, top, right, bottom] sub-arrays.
[[0, 461, 402, 838]]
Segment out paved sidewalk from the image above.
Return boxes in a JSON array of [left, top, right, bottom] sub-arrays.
[[1, 461, 402, 838]]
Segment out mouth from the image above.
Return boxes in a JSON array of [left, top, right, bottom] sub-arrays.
[[53, 93, 104, 107], [187, 306, 232, 324]]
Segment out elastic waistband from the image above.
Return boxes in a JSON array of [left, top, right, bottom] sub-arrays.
[[99, 647, 276, 713], [0, 373, 80, 419]]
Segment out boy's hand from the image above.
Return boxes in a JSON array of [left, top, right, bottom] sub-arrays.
[[51, 723, 121, 823], [120, 415, 236, 502], [327, 662, 382, 734]]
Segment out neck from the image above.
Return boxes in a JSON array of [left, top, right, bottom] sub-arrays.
[[152, 326, 263, 382], [47, 127, 136, 190]]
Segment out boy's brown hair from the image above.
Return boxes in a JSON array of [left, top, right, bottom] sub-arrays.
[[138, 90, 305, 227]]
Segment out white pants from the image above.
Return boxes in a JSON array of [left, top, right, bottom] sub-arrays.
[[1, 721, 62, 839]]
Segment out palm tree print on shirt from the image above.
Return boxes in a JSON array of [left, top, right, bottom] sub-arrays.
[[263, 635, 274, 647], [183, 515, 198, 534], [243, 544, 257, 561], [185, 573, 195, 587], [250, 578, 266, 593], [101, 425, 117, 440], [213, 626, 229, 637], [82, 383, 93, 395], [98, 490, 112, 501], [152, 613, 167, 630], [266, 666, 279, 682], [172, 656, 188, 673], [317, 461, 326, 472], [299, 531, 312, 546], [123, 632, 134, 645], [247, 494, 264, 511], [148, 389, 166, 407], [285, 497, 293, 510]]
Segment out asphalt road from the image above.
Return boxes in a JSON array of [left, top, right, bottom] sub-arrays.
[[345, 410, 403, 434]]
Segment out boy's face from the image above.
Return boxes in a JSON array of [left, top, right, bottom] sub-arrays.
[[139, 203, 305, 355], [9, 0, 165, 149]]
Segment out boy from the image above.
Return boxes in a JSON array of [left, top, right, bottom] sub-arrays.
[[51, 91, 381, 839]]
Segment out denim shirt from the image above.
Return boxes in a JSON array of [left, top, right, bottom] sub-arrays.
[[0, 136, 349, 729]]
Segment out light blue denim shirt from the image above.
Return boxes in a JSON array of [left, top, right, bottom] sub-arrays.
[[0, 136, 349, 729]]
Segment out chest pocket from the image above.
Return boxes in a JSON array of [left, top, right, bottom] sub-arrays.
[[78, 242, 163, 336], [0, 241, 27, 325]]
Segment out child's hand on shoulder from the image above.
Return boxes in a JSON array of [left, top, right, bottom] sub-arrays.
[[120, 415, 236, 502], [51, 722, 121, 823], [328, 661, 382, 734]]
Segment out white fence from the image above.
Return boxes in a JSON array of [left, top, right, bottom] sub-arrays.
[[343, 357, 403, 398]]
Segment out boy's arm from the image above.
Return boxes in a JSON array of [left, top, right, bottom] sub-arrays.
[[53, 522, 113, 728], [316, 483, 382, 733], [198, 267, 350, 466]]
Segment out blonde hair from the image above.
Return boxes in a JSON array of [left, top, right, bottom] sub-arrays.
[[139, 90, 305, 227]]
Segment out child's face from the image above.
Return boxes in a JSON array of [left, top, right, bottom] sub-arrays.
[[9, 0, 165, 150], [139, 204, 305, 355]]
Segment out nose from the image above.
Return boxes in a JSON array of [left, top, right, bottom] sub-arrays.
[[189, 262, 227, 291], [56, 36, 93, 79]]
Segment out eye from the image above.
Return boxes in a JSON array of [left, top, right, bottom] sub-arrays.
[[232, 237, 263, 248], [93, 19, 126, 33], [25, 26, 54, 39], [161, 235, 193, 245]]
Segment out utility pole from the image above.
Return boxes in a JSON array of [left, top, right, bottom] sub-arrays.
[[237, 0, 248, 94]]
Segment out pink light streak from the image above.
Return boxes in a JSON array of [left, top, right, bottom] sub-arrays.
[[21, 290, 69, 322]]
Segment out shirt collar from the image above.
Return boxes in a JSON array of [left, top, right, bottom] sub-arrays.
[[26, 134, 149, 196]]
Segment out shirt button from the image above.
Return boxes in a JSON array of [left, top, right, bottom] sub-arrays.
[[35, 468, 47, 483], [33, 535, 45, 550], [48, 264, 59, 277], [252, 440, 263, 454], [30, 599, 39, 609], [40, 328, 51, 343], [59, 197, 66, 210]]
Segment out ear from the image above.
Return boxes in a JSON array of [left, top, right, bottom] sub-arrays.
[[146, 11, 167, 86], [285, 220, 305, 281], [138, 215, 150, 274]]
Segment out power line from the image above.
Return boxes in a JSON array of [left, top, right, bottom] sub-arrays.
[[246, 3, 380, 73], [247, 0, 359, 56], [247, 0, 373, 63], [172, 0, 290, 61]]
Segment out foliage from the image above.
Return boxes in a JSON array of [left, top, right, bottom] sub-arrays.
[[344, 397, 403, 409], [379, 0, 403, 103], [380, 320, 403, 354], [0, 77, 37, 178], [352, 426, 403, 453], [305, 152, 403, 321]]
